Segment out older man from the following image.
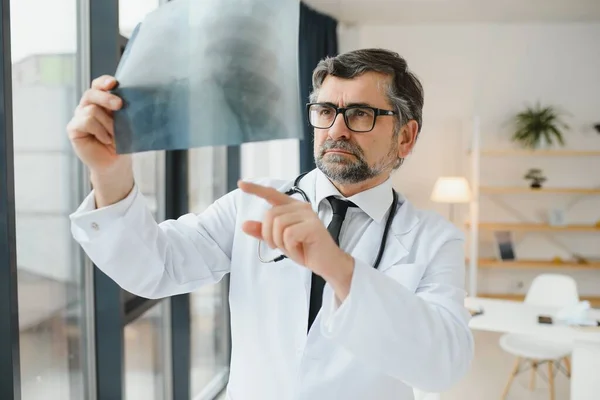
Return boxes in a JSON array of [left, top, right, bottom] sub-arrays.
[[68, 48, 473, 400]]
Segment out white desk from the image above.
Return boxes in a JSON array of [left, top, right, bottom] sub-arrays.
[[465, 297, 600, 400]]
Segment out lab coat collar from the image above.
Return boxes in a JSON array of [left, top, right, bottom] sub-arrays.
[[314, 168, 394, 224]]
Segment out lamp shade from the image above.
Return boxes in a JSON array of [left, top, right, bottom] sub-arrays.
[[430, 176, 471, 203]]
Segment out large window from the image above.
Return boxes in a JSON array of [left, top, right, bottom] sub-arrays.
[[118, 1, 172, 399], [124, 302, 169, 400], [4, 0, 233, 398], [11, 0, 86, 398], [189, 146, 231, 396]]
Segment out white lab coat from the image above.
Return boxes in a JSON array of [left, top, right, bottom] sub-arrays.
[[70, 168, 473, 400]]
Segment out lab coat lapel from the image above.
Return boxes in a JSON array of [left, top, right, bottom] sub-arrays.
[[350, 193, 419, 271], [387, 195, 420, 266], [297, 170, 320, 331]]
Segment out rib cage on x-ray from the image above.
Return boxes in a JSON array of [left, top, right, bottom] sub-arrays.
[[112, 0, 302, 154]]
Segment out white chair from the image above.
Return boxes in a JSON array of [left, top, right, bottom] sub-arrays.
[[500, 273, 579, 400]]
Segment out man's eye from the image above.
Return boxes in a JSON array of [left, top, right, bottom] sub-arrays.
[[348, 108, 373, 118]]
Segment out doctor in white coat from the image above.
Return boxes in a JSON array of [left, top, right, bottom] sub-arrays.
[[67, 48, 474, 400]]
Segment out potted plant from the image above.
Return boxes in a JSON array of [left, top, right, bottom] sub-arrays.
[[511, 102, 569, 149], [524, 168, 546, 189]]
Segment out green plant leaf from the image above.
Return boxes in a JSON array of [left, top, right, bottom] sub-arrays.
[[549, 125, 566, 145], [511, 103, 568, 148]]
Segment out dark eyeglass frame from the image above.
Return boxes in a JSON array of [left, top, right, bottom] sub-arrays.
[[306, 102, 397, 133]]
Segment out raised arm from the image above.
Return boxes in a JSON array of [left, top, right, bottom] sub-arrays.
[[67, 75, 236, 298]]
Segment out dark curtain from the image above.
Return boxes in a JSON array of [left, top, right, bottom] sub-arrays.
[[298, 2, 338, 173]]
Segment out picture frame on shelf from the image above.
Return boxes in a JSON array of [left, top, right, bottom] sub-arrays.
[[493, 230, 516, 261]]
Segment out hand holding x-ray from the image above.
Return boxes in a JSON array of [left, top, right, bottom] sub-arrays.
[[112, 0, 303, 154]]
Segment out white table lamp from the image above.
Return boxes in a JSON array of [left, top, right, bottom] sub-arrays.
[[430, 176, 471, 222]]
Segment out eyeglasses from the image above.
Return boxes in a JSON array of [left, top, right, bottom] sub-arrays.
[[306, 102, 397, 133]]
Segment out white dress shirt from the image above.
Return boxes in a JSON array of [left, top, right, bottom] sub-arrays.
[[70, 168, 474, 400]]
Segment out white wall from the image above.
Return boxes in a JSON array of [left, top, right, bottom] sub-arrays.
[[339, 22, 600, 297]]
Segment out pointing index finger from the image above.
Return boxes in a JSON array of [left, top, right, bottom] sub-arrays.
[[237, 180, 293, 206]]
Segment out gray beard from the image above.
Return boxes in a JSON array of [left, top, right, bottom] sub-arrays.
[[315, 153, 381, 184], [314, 139, 398, 184]]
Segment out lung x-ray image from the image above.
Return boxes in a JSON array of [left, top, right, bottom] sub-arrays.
[[112, 0, 303, 154]]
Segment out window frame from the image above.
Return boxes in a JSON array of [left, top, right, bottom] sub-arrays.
[[0, 0, 21, 398]]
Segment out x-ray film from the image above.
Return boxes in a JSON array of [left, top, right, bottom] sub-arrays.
[[112, 0, 302, 153]]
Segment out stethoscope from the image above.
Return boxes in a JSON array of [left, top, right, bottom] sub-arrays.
[[257, 171, 400, 270]]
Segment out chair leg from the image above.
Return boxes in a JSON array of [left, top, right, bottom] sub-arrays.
[[563, 356, 571, 378], [530, 361, 537, 390], [548, 361, 555, 400], [502, 357, 521, 399]]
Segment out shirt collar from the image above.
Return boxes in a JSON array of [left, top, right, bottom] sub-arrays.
[[314, 168, 394, 224]]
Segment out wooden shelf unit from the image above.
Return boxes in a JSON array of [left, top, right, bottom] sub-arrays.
[[478, 293, 600, 308], [467, 222, 600, 232], [467, 118, 600, 298], [480, 186, 600, 195], [478, 258, 600, 270]]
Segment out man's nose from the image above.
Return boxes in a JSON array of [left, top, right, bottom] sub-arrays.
[[327, 113, 351, 141]]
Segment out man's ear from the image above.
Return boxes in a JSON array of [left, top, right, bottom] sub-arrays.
[[397, 120, 419, 158]]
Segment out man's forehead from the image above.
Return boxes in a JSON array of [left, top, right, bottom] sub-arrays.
[[317, 72, 391, 106]]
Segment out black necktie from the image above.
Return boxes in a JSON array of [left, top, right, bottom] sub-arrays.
[[307, 196, 356, 332]]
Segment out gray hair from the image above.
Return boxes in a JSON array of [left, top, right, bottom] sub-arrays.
[[309, 48, 424, 137]]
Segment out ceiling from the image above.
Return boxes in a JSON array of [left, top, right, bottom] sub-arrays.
[[302, 0, 600, 24]]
